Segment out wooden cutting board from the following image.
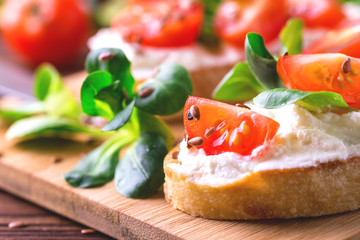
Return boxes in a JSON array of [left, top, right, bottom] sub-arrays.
[[1, 73, 360, 240]]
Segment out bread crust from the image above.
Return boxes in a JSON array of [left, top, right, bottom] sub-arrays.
[[164, 146, 360, 219]]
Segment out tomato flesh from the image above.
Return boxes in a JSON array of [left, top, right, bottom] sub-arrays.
[[111, 0, 203, 47], [0, 0, 92, 66], [277, 53, 360, 109], [304, 23, 360, 58], [214, 0, 287, 48], [286, 0, 344, 28], [184, 97, 280, 157]]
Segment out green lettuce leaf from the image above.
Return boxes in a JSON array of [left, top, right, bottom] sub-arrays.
[[34, 64, 80, 120]]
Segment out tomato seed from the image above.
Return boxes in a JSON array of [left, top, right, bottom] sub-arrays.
[[187, 111, 194, 120], [188, 137, 204, 147], [98, 52, 115, 62], [205, 127, 215, 138], [351, 68, 358, 76], [346, 75, 354, 84], [50, 156, 62, 164], [172, 151, 179, 159], [342, 58, 351, 74], [235, 103, 250, 109], [138, 88, 154, 98], [240, 122, 250, 136], [213, 130, 228, 147], [216, 120, 226, 131], [190, 105, 200, 120], [81, 229, 95, 234], [8, 221, 26, 229], [229, 128, 241, 146], [86, 138, 96, 145]]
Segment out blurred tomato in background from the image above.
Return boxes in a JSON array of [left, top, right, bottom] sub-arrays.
[[0, 0, 93, 67], [214, 0, 287, 49]]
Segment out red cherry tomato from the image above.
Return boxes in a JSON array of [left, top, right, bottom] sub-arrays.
[[184, 96, 280, 157], [111, 0, 203, 47], [277, 53, 360, 109], [0, 0, 92, 66], [214, 0, 287, 48], [285, 0, 344, 28], [304, 22, 360, 58]]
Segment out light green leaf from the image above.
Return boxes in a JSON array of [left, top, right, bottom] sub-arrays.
[[135, 62, 193, 115], [0, 102, 45, 122], [212, 62, 266, 101], [102, 100, 135, 131], [115, 132, 167, 198], [63, 128, 135, 188], [81, 71, 116, 120], [253, 89, 356, 113], [85, 48, 135, 98], [34, 63, 62, 101], [34, 64, 80, 120], [131, 108, 174, 151], [6, 116, 97, 140], [280, 18, 304, 55]]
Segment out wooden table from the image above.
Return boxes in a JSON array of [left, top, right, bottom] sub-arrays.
[[4, 37, 360, 240], [0, 189, 113, 239], [0, 38, 113, 239]]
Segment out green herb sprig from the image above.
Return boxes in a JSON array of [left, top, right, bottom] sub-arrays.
[[1, 64, 100, 141], [198, 0, 222, 48], [212, 18, 303, 102], [212, 18, 355, 113], [64, 48, 193, 198], [253, 89, 356, 113]]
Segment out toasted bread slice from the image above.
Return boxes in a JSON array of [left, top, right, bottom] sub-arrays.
[[164, 145, 360, 219]]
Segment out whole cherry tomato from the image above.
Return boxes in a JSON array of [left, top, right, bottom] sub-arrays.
[[0, 0, 92, 66], [111, 0, 203, 47], [277, 53, 360, 109], [304, 22, 360, 58], [285, 0, 344, 28], [214, 0, 287, 48]]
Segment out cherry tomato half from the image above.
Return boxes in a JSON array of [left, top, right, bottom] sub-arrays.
[[285, 0, 345, 29], [304, 22, 360, 58], [111, 0, 203, 47], [184, 96, 280, 157], [277, 53, 360, 109], [0, 0, 92, 66], [214, 0, 287, 48]]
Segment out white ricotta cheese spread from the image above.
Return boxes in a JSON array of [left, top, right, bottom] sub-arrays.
[[88, 28, 243, 79], [171, 104, 360, 186]]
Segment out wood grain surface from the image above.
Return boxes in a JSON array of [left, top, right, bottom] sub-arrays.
[[0, 189, 113, 239], [2, 73, 360, 240]]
